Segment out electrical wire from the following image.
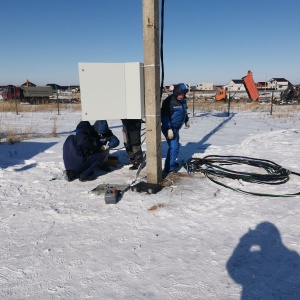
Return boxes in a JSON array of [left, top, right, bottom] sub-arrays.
[[110, 132, 146, 151], [160, 0, 165, 100], [183, 155, 300, 197]]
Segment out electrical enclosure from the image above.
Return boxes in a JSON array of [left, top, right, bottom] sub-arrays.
[[78, 62, 145, 120]]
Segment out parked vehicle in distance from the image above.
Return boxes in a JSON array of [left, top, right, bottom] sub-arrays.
[[242, 70, 259, 101], [2, 85, 53, 104], [2, 85, 21, 100], [215, 70, 259, 101], [215, 88, 227, 101]]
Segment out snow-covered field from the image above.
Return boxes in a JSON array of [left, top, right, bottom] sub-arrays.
[[1, 105, 300, 299]]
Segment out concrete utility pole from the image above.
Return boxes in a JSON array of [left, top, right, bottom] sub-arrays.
[[142, 0, 162, 184]]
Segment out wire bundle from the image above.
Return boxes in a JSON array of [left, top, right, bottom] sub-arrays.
[[184, 155, 300, 197]]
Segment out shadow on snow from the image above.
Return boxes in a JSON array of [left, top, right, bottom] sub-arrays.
[[161, 112, 235, 163], [227, 221, 300, 299], [0, 141, 58, 169]]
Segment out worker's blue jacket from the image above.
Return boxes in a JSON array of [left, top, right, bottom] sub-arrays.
[[161, 83, 189, 130], [63, 121, 102, 172]]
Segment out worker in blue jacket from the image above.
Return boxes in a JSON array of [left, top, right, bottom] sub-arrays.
[[93, 120, 120, 150], [63, 120, 119, 182], [161, 83, 190, 174]]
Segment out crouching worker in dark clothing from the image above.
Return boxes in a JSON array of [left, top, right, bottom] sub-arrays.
[[161, 83, 190, 175], [63, 120, 119, 182]]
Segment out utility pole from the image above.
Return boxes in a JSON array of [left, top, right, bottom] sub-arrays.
[[142, 0, 162, 184]]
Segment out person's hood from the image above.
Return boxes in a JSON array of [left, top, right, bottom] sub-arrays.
[[75, 121, 92, 133], [93, 120, 113, 138], [173, 83, 188, 96], [94, 120, 109, 135]]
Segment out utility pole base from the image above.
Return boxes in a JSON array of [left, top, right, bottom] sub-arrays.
[[131, 182, 163, 194]]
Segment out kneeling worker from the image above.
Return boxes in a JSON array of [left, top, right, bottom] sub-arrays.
[[63, 120, 119, 182]]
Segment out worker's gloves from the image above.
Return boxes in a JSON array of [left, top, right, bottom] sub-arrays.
[[167, 128, 174, 139], [185, 121, 190, 129], [100, 145, 110, 151]]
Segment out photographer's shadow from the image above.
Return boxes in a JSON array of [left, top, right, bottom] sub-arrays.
[[227, 222, 300, 299]]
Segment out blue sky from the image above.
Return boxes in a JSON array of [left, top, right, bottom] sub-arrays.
[[1, 0, 300, 86]]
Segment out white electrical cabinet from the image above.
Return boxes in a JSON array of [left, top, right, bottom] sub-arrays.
[[78, 62, 145, 120]]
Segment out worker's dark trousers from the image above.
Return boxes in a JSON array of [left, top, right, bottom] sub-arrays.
[[81, 150, 109, 175], [121, 119, 143, 163]]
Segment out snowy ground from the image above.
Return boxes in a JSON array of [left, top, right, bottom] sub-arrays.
[[1, 105, 300, 299]]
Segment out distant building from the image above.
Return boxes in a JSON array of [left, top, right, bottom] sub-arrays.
[[267, 78, 291, 90], [169, 84, 175, 92], [195, 82, 214, 91], [46, 83, 62, 91], [256, 82, 267, 89], [21, 79, 36, 87], [223, 79, 246, 92], [164, 84, 189, 93]]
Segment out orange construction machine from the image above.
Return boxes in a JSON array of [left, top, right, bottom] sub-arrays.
[[215, 88, 227, 101], [215, 70, 259, 101], [242, 70, 259, 101]]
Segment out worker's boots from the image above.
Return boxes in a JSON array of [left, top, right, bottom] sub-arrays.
[[129, 146, 143, 170], [64, 170, 77, 182], [79, 171, 96, 182], [129, 161, 140, 170]]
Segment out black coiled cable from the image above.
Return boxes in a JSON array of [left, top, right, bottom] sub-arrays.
[[184, 155, 300, 197]]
